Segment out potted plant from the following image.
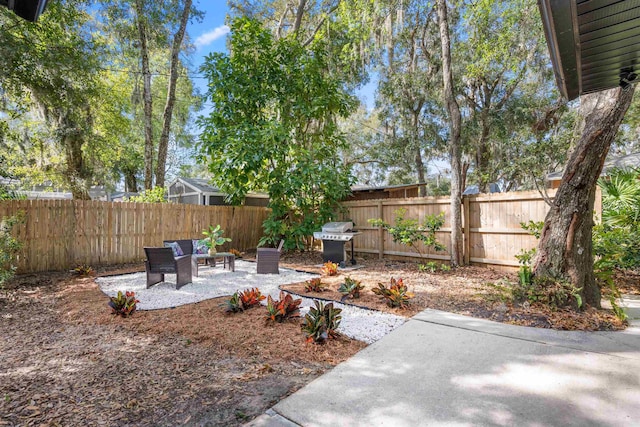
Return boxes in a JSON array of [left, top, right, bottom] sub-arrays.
[[202, 225, 232, 255]]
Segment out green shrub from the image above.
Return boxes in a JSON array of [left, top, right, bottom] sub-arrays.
[[513, 220, 544, 287], [512, 277, 582, 311], [418, 262, 439, 273], [0, 212, 24, 287], [369, 208, 445, 259], [0, 186, 26, 200], [595, 167, 640, 269], [593, 224, 640, 270], [224, 292, 244, 313], [126, 186, 167, 203], [594, 258, 628, 322]]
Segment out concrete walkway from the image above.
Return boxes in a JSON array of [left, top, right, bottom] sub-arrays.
[[248, 298, 640, 427]]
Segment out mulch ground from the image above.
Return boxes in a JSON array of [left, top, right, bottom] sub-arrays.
[[279, 251, 631, 331], [0, 250, 636, 426]]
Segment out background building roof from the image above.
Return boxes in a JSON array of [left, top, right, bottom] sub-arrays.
[[547, 151, 640, 181]]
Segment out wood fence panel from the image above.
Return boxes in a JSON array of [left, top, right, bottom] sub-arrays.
[[340, 190, 566, 268], [0, 200, 270, 274]]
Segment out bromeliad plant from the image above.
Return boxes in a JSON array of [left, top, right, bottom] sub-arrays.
[[321, 261, 339, 276], [301, 300, 342, 344], [239, 287, 266, 309], [304, 278, 327, 292], [266, 291, 302, 323], [72, 264, 95, 276], [338, 276, 364, 302], [108, 291, 140, 317], [224, 292, 243, 313], [372, 277, 414, 309]]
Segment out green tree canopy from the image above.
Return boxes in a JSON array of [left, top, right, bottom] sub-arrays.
[[197, 17, 357, 249]]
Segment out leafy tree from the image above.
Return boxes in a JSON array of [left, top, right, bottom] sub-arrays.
[[436, 0, 464, 267], [374, 2, 443, 196], [198, 17, 357, 249], [458, 0, 551, 193], [0, 1, 109, 199], [533, 86, 636, 308], [100, 0, 202, 189], [126, 186, 167, 203]]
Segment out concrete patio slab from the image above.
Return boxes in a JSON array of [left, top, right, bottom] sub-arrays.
[[250, 307, 640, 427]]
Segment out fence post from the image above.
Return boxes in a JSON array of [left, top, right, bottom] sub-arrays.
[[594, 186, 602, 224], [463, 196, 470, 265], [377, 200, 384, 259]]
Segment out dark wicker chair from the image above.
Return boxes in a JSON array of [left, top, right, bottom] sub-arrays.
[[144, 247, 192, 289], [256, 240, 284, 274], [163, 239, 203, 276]]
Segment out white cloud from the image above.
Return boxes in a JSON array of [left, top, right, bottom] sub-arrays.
[[195, 25, 230, 48]]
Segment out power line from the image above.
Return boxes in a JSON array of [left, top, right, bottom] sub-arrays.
[[98, 66, 207, 79]]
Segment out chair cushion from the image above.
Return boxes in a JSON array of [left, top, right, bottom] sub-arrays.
[[164, 241, 184, 257], [192, 239, 209, 255]]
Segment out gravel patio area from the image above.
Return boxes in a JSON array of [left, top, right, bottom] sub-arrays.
[[96, 259, 405, 343]]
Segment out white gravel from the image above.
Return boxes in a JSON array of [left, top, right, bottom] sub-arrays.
[[96, 260, 405, 344]]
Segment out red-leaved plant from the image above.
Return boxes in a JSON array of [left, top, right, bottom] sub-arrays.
[[321, 261, 339, 276], [304, 278, 327, 292], [239, 287, 266, 309], [266, 291, 302, 323], [108, 291, 139, 317], [372, 277, 414, 308]]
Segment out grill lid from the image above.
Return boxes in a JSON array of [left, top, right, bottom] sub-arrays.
[[321, 222, 353, 233]]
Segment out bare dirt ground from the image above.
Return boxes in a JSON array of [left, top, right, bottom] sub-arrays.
[[0, 250, 636, 426]]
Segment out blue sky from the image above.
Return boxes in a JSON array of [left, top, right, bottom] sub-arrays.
[[188, 3, 230, 82]]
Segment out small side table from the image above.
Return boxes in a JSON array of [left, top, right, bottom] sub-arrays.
[[212, 252, 235, 272]]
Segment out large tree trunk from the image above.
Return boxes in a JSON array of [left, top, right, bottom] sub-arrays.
[[134, 0, 154, 190], [476, 109, 491, 193], [124, 169, 138, 193], [59, 111, 91, 200], [155, 0, 192, 188], [533, 86, 635, 308], [412, 110, 427, 197], [437, 0, 464, 266]]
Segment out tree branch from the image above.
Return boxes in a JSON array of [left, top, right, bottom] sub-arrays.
[[302, 1, 341, 47]]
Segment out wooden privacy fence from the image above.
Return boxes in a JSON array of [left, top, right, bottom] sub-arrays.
[[0, 200, 270, 274], [341, 189, 600, 268]]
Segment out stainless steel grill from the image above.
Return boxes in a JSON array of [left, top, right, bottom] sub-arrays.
[[313, 222, 360, 266]]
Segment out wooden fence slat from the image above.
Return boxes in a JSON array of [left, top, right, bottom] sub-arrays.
[[3, 188, 599, 273], [0, 200, 270, 274], [341, 189, 577, 269]]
